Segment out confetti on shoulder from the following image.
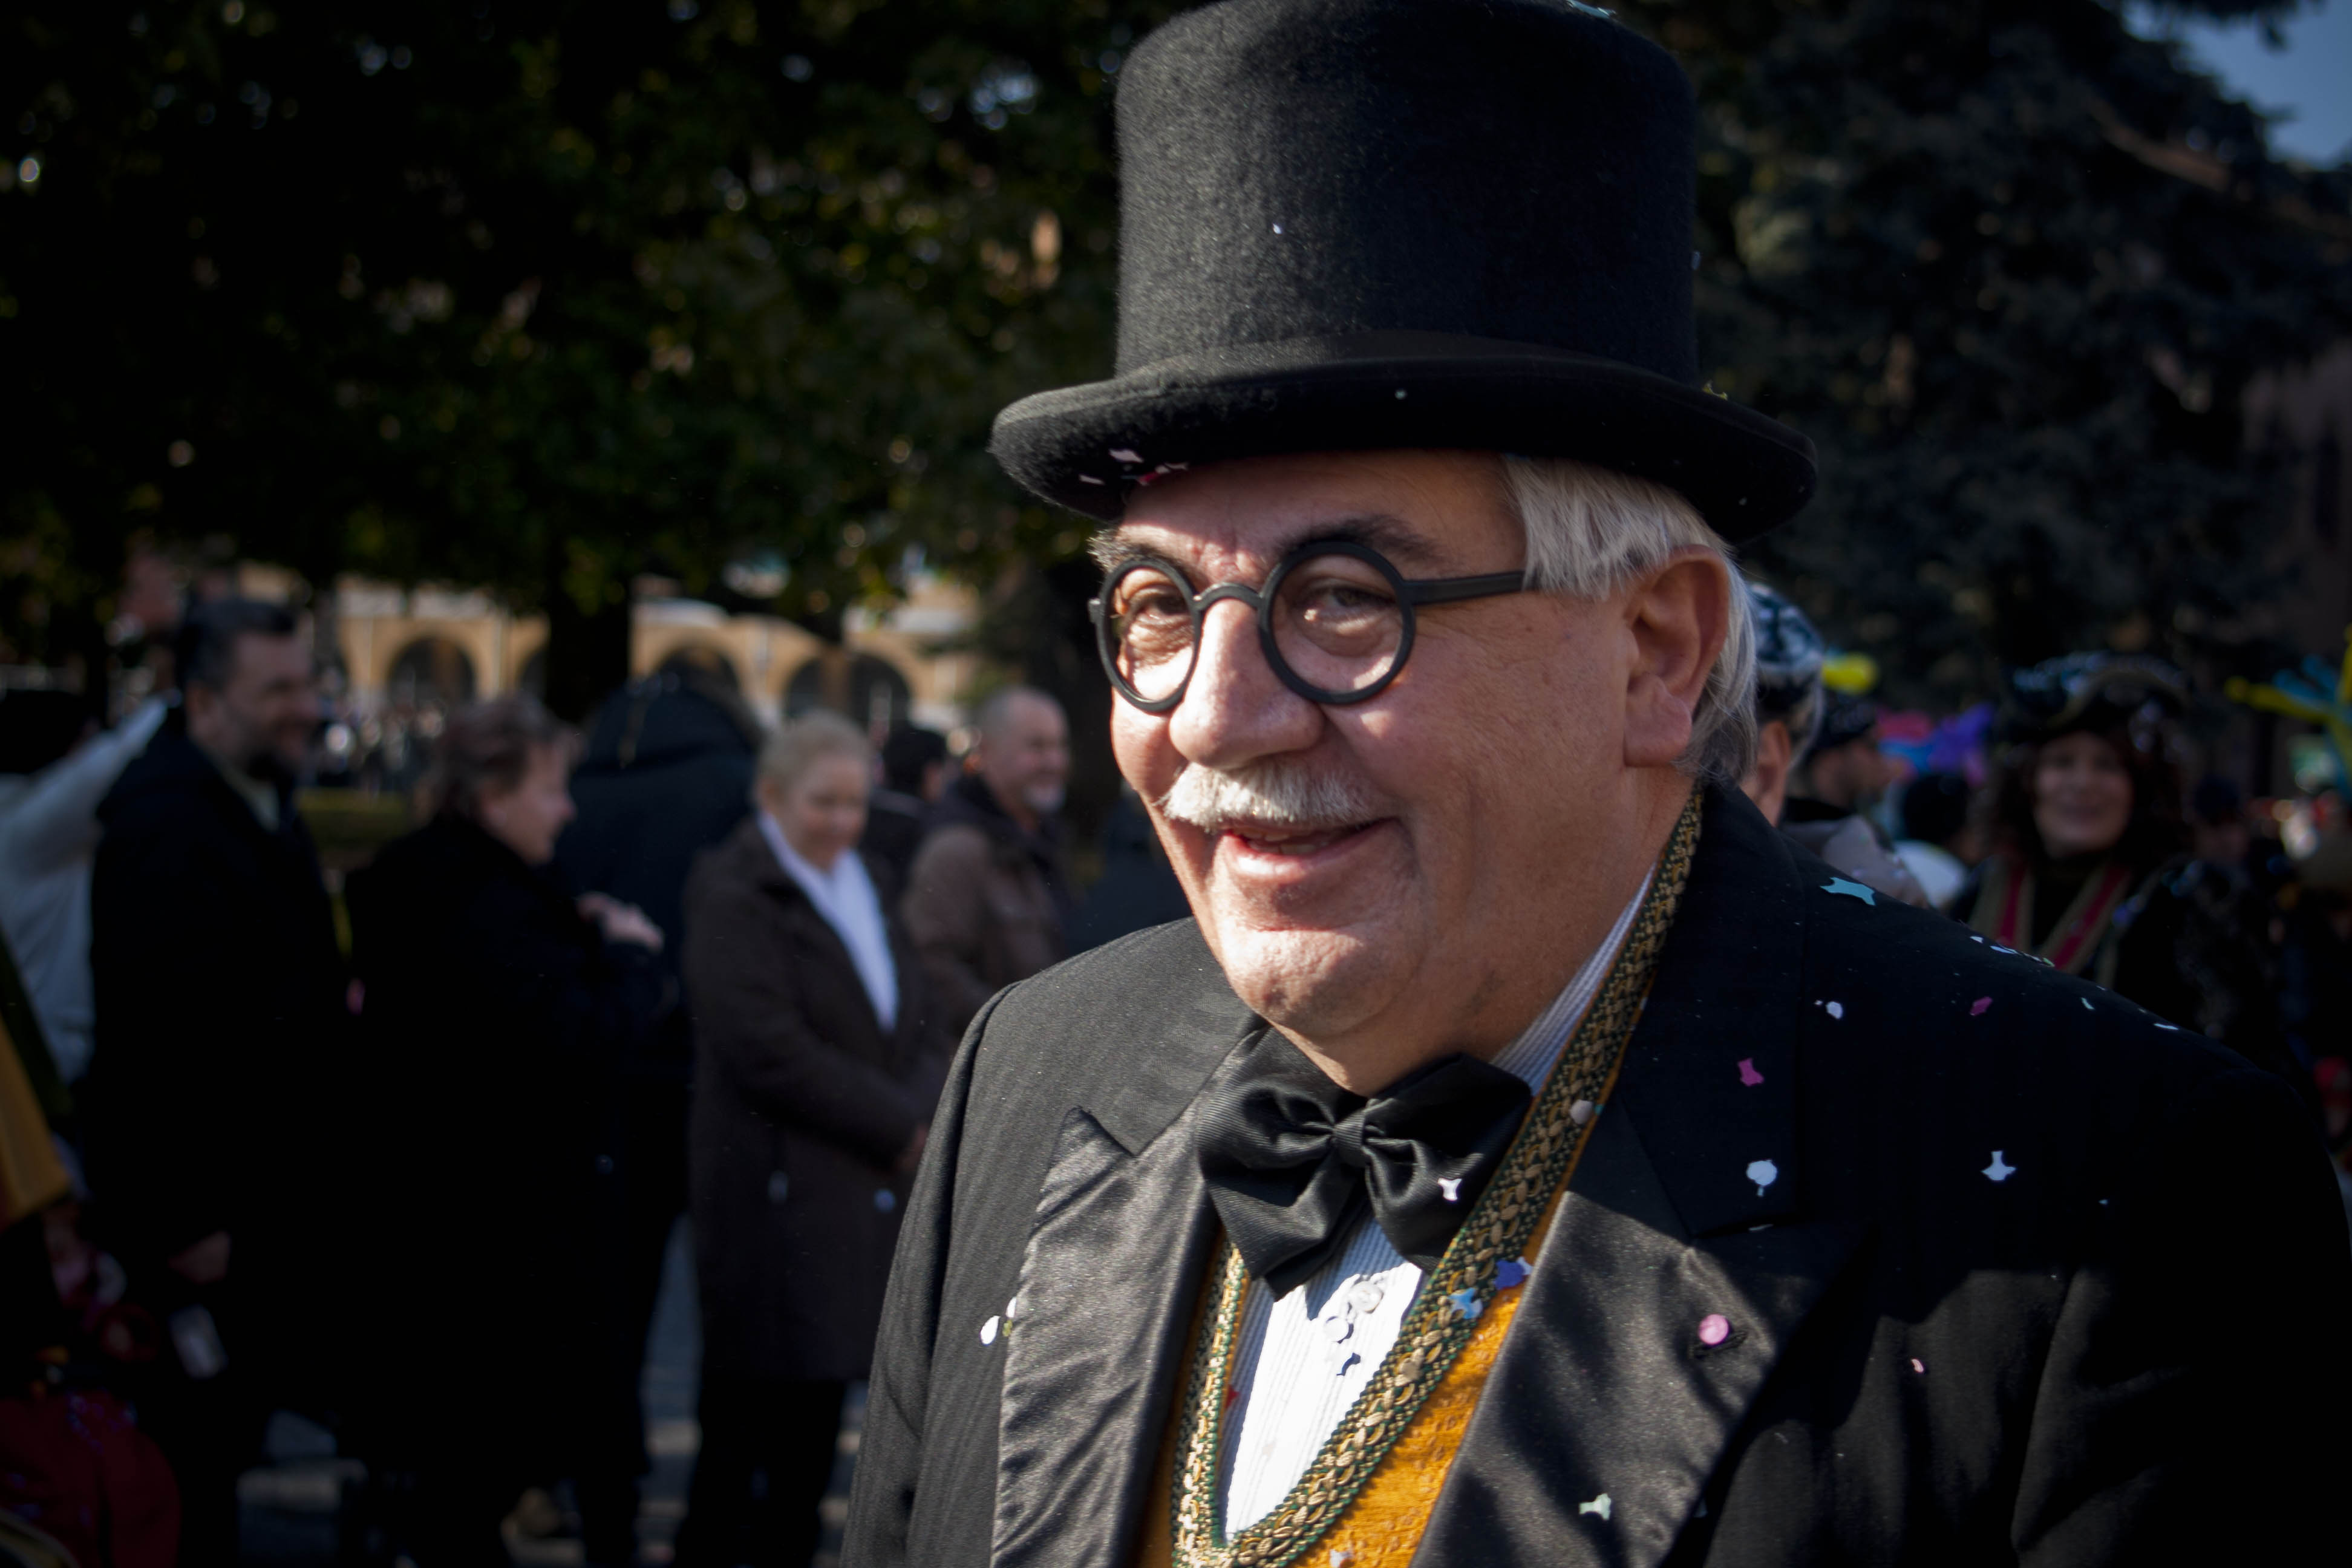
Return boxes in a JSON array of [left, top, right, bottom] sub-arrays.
[[1969, 996, 1991, 1016], [1823, 877, 1876, 904], [1447, 1288, 1485, 1322], [1983, 1151, 2016, 1183], [1494, 1256, 1531, 1290], [2081, 997, 2093, 1010], [1746, 1158, 1779, 1194], [1579, 1492, 1613, 1520]]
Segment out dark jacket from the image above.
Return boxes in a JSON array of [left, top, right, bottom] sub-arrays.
[[1954, 850, 2303, 1096], [903, 774, 1072, 1034], [844, 786, 2350, 1567], [682, 819, 951, 1383], [83, 714, 347, 1273], [558, 674, 760, 1070], [346, 813, 668, 1463], [859, 789, 931, 898]]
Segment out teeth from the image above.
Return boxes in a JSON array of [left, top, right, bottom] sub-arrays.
[[1226, 822, 1359, 854]]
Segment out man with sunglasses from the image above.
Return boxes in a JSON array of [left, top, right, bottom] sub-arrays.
[[845, 4, 2348, 1566]]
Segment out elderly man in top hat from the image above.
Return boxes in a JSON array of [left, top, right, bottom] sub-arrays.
[[844, 4, 2349, 1565]]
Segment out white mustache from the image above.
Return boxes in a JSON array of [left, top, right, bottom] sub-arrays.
[[1157, 760, 1379, 835]]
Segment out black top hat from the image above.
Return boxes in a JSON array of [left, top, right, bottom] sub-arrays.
[[989, 0, 1817, 541]]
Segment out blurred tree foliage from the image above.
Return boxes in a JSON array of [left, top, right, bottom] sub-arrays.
[[1, 0, 1173, 716], [4, 0, 2349, 729], [1619, 0, 2352, 701]]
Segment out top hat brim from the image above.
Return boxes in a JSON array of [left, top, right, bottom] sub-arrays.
[[990, 331, 1817, 543]]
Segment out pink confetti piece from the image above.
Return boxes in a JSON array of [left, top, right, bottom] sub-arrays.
[[1909, 1357, 1926, 1374], [1697, 1313, 1731, 1346], [1969, 996, 1991, 1016], [1737, 1057, 1765, 1086]]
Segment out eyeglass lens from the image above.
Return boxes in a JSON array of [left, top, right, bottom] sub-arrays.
[[1103, 550, 1406, 704]]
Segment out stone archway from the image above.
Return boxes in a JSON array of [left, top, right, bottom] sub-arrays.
[[784, 650, 913, 730], [385, 636, 479, 707]]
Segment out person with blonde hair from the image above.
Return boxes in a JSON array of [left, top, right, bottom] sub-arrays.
[[676, 711, 949, 1568]]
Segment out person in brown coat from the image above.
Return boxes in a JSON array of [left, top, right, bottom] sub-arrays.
[[675, 712, 949, 1568], [901, 687, 1074, 1033]]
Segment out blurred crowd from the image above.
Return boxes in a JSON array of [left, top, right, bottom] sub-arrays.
[[2, 580, 2348, 1568]]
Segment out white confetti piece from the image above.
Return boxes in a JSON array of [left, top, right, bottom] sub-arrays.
[[979, 1315, 1001, 1345], [1746, 1158, 1779, 1194], [1272, 222, 1283, 234], [1826, 1001, 1844, 1020], [1983, 1151, 2016, 1183], [2081, 998, 2092, 1010], [2155, 1022, 2181, 1032], [1109, 447, 1142, 463], [1005, 1296, 1019, 1321], [1078, 474, 1105, 485], [1579, 1493, 1612, 1520], [1570, 1099, 1598, 1126], [1439, 1177, 1462, 1202], [1909, 1357, 1926, 1374]]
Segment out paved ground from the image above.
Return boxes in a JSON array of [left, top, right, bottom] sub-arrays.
[[238, 1223, 864, 1566]]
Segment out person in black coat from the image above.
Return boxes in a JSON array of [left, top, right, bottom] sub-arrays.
[[348, 694, 668, 1568], [844, 5, 2350, 1563], [555, 662, 763, 1561], [84, 598, 348, 1567], [676, 713, 949, 1568]]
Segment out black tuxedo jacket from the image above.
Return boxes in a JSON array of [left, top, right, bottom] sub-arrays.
[[844, 787, 2349, 1566]]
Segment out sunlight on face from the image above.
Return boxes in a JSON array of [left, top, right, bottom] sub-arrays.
[[771, 751, 871, 871], [1108, 451, 1636, 1069]]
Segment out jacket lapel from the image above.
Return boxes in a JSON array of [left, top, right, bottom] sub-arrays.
[[991, 989, 1258, 1568], [1422, 788, 1865, 1566]]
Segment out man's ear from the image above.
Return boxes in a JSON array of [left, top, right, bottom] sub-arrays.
[[1622, 549, 1731, 769]]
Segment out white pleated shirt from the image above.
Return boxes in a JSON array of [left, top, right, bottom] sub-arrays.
[[1218, 876, 1650, 1532]]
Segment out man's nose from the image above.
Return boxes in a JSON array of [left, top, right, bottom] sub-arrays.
[[1166, 597, 1320, 769]]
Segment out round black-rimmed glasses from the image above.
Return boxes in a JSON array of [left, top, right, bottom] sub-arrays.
[[1089, 540, 1532, 713]]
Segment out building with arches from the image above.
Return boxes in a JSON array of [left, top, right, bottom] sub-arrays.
[[326, 574, 979, 734]]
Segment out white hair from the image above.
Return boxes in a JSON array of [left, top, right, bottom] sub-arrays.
[[1498, 455, 1757, 789]]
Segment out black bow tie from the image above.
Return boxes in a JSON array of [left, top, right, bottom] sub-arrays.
[[1195, 1032, 1534, 1298]]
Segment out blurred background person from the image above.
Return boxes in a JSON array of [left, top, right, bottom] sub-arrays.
[[1739, 581, 1929, 905], [1066, 780, 1192, 953], [0, 688, 165, 1090], [80, 598, 347, 1567], [1893, 772, 1976, 911], [347, 695, 668, 1568], [858, 724, 950, 893], [902, 687, 1073, 1034], [556, 659, 763, 1564], [1739, 579, 1828, 826], [1956, 654, 2295, 1090], [675, 713, 947, 1568]]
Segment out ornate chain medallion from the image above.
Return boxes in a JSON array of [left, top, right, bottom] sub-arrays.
[[1165, 793, 1703, 1568]]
